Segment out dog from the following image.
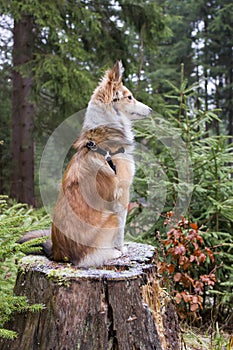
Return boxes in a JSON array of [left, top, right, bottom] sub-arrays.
[[19, 61, 152, 267]]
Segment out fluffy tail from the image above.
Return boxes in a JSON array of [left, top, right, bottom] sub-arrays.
[[18, 229, 53, 260]]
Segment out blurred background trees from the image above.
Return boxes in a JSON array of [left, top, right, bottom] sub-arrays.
[[0, 0, 232, 203], [0, 0, 232, 333]]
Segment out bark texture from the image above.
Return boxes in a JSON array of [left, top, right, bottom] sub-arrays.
[[11, 14, 35, 205], [0, 242, 180, 350]]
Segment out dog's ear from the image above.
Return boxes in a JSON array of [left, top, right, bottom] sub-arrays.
[[107, 60, 124, 83], [101, 61, 125, 104], [111, 60, 124, 82]]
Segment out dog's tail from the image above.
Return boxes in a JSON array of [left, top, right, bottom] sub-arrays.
[[18, 229, 53, 260]]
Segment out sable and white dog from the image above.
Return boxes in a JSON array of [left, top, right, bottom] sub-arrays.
[[20, 61, 152, 267]]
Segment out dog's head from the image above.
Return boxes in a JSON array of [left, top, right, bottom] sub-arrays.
[[92, 61, 152, 120]]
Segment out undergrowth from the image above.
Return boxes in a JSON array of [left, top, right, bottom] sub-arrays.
[[0, 195, 51, 339], [127, 70, 233, 330], [181, 323, 233, 350]]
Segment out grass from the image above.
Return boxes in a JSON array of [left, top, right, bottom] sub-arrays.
[[181, 324, 233, 350]]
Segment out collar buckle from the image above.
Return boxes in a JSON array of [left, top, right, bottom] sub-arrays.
[[105, 151, 111, 161], [86, 140, 97, 151]]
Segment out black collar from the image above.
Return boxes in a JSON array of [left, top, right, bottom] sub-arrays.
[[86, 140, 125, 174]]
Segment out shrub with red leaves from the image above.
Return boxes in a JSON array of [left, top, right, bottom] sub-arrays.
[[158, 212, 216, 321]]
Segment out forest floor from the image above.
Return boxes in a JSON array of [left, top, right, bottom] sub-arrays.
[[181, 326, 232, 350]]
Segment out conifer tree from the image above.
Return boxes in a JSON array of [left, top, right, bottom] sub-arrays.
[[0, 196, 51, 339], [0, 0, 169, 204]]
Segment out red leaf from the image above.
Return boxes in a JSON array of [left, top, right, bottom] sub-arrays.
[[174, 272, 182, 282], [192, 295, 199, 304], [175, 293, 182, 304], [183, 261, 191, 270], [158, 262, 167, 273], [199, 253, 206, 263], [200, 274, 216, 285], [173, 229, 181, 239], [205, 247, 215, 263], [163, 239, 170, 246], [190, 255, 196, 263], [168, 264, 175, 274], [190, 303, 199, 312], [181, 291, 191, 303], [190, 223, 198, 230], [174, 244, 186, 255], [194, 281, 204, 293], [196, 235, 203, 244], [184, 273, 195, 287]]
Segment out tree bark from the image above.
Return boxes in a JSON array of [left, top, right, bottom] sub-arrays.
[[10, 14, 35, 206], [0, 242, 180, 350], [228, 59, 233, 145]]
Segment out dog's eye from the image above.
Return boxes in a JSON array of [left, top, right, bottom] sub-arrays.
[[128, 95, 132, 100]]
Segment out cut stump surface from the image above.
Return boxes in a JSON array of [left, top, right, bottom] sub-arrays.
[[0, 242, 180, 350]]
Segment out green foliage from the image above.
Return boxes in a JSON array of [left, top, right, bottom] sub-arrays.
[[192, 0, 233, 137], [0, 0, 171, 200], [0, 197, 51, 259], [0, 295, 44, 340], [127, 70, 233, 327], [1, 0, 171, 132], [0, 196, 51, 339], [182, 324, 233, 350]]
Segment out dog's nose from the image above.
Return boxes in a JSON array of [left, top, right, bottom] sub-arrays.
[[149, 107, 153, 113]]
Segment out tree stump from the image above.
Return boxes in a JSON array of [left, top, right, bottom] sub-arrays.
[[0, 242, 180, 350]]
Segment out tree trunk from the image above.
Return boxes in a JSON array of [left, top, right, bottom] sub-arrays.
[[0, 242, 180, 350], [203, 17, 209, 135], [10, 14, 35, 206], [228, 62, 233, 145]]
